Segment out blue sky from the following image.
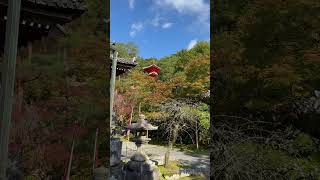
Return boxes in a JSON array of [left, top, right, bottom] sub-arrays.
[[111, 0, 210, 59]]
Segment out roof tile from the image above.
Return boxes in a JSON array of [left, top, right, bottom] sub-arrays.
[[24, 0, 86, 10]]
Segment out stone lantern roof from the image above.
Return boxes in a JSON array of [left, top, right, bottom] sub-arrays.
[[127, 114, 158, 131]]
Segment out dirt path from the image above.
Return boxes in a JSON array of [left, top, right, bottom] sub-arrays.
[[121, 141, 210, 170]]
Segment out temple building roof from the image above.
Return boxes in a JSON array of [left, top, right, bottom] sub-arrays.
[[113, 57, 137, 76], [0, 0, 86, 51], [24, 0, 86, 10], [110, 42, 138, 76], [117, 57, 137, 65]]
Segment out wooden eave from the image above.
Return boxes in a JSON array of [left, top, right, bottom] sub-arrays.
[[109, 57, 137, 76], [0, 1, 86, 25], [0, 0, 86, 52]]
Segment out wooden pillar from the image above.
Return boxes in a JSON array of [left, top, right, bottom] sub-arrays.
[[110, 52, 118, 127], [0, 1, 21, 179]]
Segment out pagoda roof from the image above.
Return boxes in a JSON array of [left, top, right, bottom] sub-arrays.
[[143, 64, 160, 70], [143, 64, 160, 77]]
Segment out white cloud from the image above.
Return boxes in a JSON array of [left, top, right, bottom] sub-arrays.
[[162, 22, 173, 29], [128, 0, 135, 10], [151, 15, 161, 27], [153, 0, 209, 33], [154, 0, 209, 14], [129, 22, 144, 38], [187, 39, 198, 50], [151, 15, 173, 29]]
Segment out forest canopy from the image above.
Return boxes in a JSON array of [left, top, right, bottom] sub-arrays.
[[212, 0, 320, 179], [114, 41, 211, 148]]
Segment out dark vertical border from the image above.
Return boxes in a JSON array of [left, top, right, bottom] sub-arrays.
[[210, 0, 215, 179], [105, 0, 111, 169]]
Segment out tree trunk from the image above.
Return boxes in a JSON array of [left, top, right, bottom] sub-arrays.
[[126, 105, 134, 140], [93, 128, 99, 171], [196, 118, 199, 150], [164, 124, 179, 167], [64, 138, 75, 180], [164, 142, 172, 167]]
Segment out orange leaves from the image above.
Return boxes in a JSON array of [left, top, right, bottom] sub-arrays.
[[116, 69, 173, 112], [183, 54, 210, 96]]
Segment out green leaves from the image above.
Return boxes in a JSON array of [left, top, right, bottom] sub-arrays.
[[213, 0, 320, 178], [114, 42, 139, 58]]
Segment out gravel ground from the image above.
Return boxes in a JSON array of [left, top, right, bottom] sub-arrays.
[[121, 141, 210, 170]]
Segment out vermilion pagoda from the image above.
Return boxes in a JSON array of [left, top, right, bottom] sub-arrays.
[[143, 64, 161, 78]]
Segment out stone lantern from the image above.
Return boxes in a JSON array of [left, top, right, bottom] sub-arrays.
[[124, 114, 161, 180]]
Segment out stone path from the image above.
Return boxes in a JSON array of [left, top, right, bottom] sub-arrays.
[[121, 141, 210, 170]]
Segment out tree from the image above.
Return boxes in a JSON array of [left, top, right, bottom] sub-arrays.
[[157, 99, 199, 166], [184, 53, 210, 98], [192, 103, 210, 146], [116, 69, 174, 117], [212, 0, 320, 179], [115, 42, 139, 58]]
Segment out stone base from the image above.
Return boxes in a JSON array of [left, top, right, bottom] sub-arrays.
[[123, 152, 161, 180], [111, 137, 123, 167], [124, 169, 161, 180], [110, 163, 124, 180]]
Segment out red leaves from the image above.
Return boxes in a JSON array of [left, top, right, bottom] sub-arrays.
[[114, 92, 134, 121]]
